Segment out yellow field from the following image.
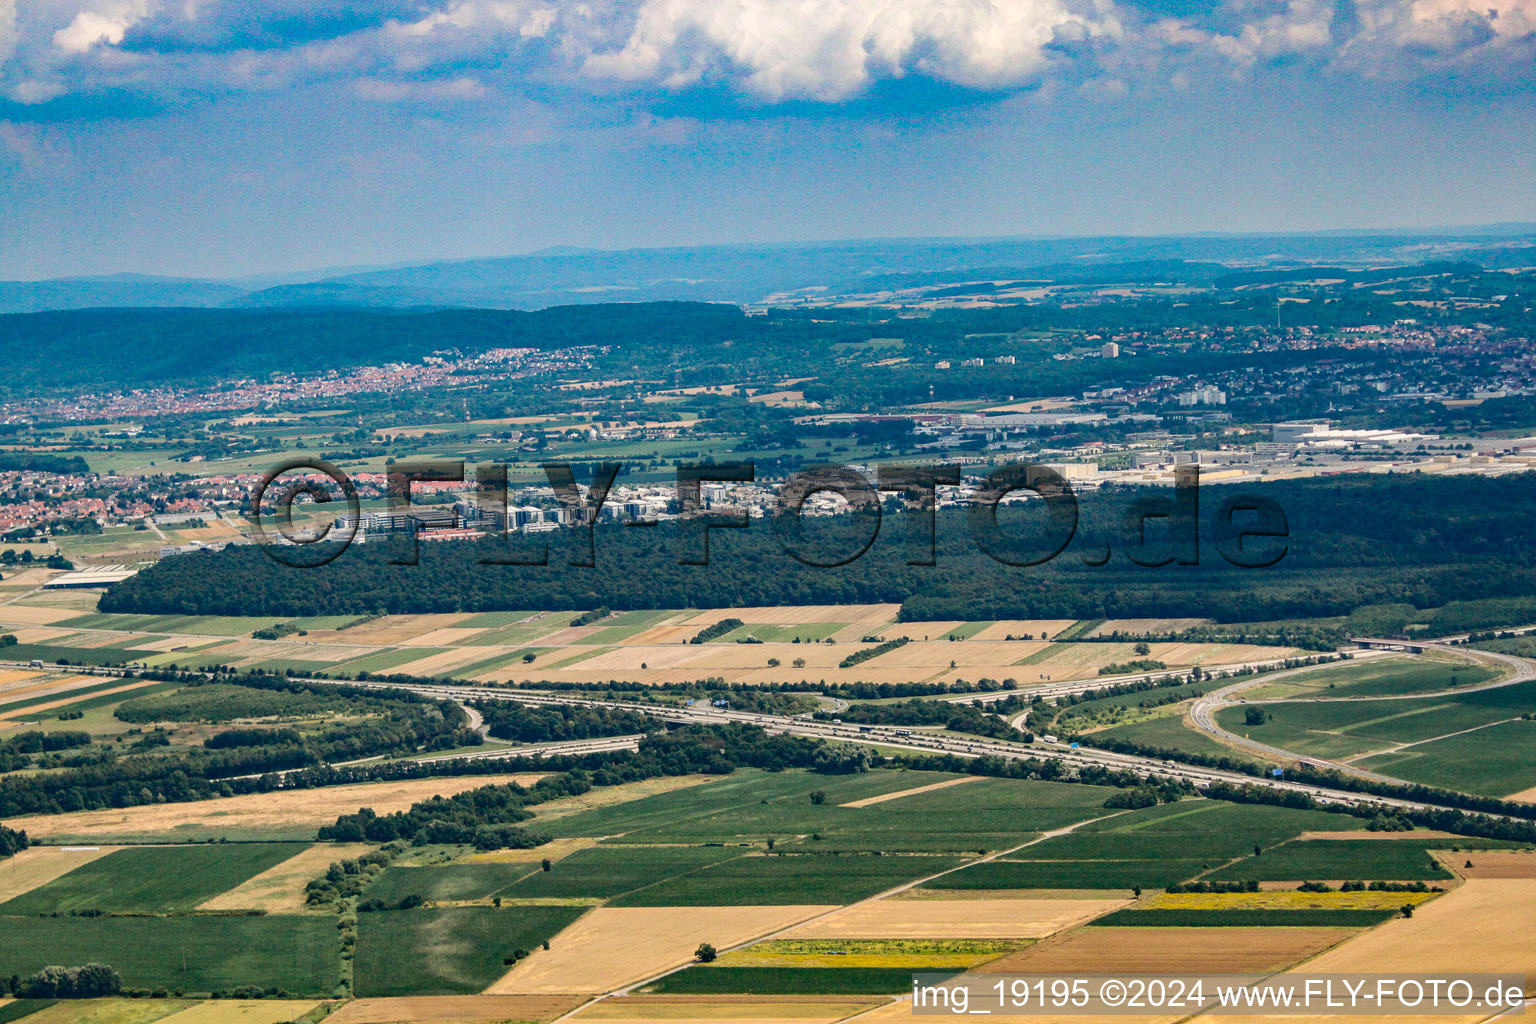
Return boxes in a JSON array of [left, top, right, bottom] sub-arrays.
[[0, 845, 121, 902], [839, 776, 981, 808], [1302, 879, 1536, 978], [490, 906, 838, 994], [1148, 890, 1439, 910], [324, 995, 586, 1024], [156, 1000, 321, 1024], [785, 897, 1129, 939], [1507, 785, 1536, 803], [572, 996, 886, 1023], [6, 774, 546, 839], [0, 668, 43, 687], [198, 843, 375, 911], [15, 999, 196, 1024], [717, 939, 1017, 968]]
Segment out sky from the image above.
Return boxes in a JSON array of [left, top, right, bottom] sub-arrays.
[[1, 0, 1534, 280]]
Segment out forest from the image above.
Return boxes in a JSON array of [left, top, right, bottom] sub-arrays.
[[103, 472, 1536, 626]]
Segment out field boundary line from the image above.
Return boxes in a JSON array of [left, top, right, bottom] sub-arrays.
[[543, 806, 1139, 1024]]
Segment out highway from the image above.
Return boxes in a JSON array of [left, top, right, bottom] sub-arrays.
[[9, 648, 1530, 821], [300, 676, 1510, 821]]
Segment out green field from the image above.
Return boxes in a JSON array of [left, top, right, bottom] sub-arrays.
[[1216, 681, 1536, 762], [353, 906, 584, 996], [364, 862, 540, 904], [612, 853, 963, 906], [927, 801, 1363, 892], [0, 844, 302, 914], [1204, 840, 1455, 882], [1089, 713, 1258, 762], [1088, 909, 1398, 927], [645, 966, 951, 994], [0, 915, 339, 995], [1248, 656, 1497, 699], [503, 845, 744, 900], [925, 857, 1208, 891], [543, 770, 950, 842], [1355, 719, 1536, 796], [576, 771, 1115, 855]]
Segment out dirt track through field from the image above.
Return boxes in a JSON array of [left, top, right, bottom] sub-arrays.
[[839, 776, 981, 808]]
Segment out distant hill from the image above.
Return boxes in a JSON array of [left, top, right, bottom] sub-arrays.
[[0, 274, 248, 314], [0, 302, 751, 394], [4, 229, 1532, 314]]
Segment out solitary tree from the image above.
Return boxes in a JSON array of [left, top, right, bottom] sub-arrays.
[[695, 943, 718, 963]]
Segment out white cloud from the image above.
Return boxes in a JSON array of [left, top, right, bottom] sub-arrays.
[[52, 0, 155, 53], [0, 0, 17, 67], [1152, 0, 1335, 67], [0, 0, 1533, 113], [580, 0, 1112, 101]]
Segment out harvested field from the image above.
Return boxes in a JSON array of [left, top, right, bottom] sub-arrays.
[[969, 620, 1078, 642], [488, 906, 838, 994], [572, 995, 887, 1023], [323, 995, 586, 1024], [1292, 879, 1536, 980], [198, 843, 375, 911], [678, 605, 900, 627], [0, 844, 121, 902], [303, 613, 475, 645], [839, 776, 982, 808], [0, 604, 83, 625], [784, 897, 1129, 939], [977, 927, 1359, 974], [1436, 850, 1536, 878], [156, 1001, 322, 1024], [0, 668, 44, 688], [1508, 785, 1536, 803], [0, 673, 104, 705], [0, 678, 163, 721], [406, 627, 492, 646], [1085, 618, 1209, 637], [392, 645, 513, 676], [6, 774, 546, 840], [892, 888, 1126, 901]]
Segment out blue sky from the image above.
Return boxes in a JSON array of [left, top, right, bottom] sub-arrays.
[[1, 0, 1534, 279]]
